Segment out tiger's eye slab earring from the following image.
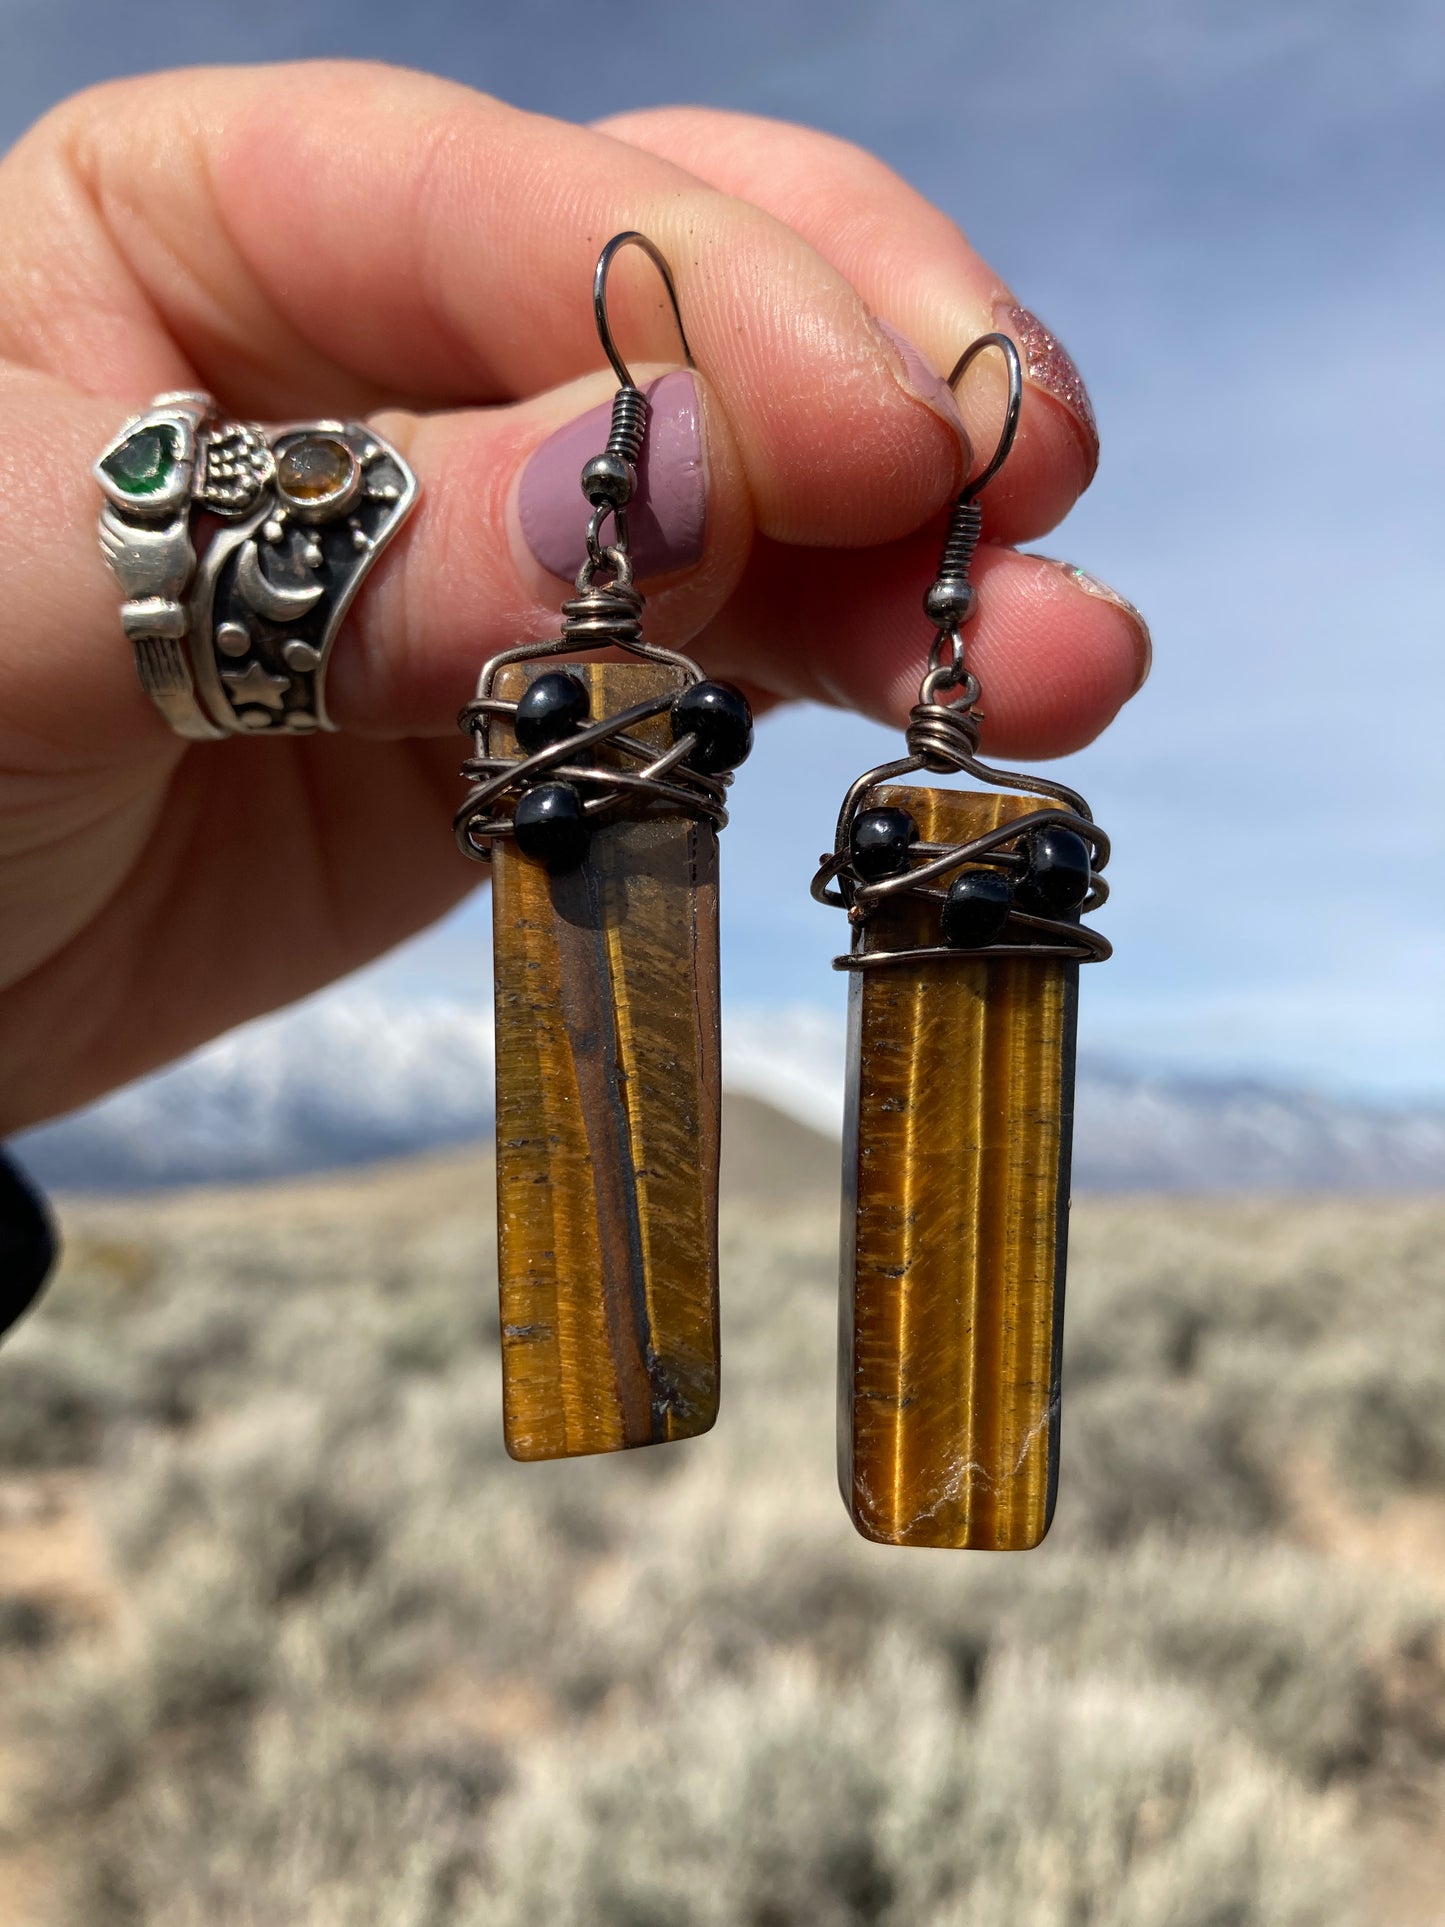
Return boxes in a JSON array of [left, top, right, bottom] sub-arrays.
[[813, 335, 1111, 1549], [455, 234, 752, 1461]]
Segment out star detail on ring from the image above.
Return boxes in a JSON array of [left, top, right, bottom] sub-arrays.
[[222, 660, 289, 711]]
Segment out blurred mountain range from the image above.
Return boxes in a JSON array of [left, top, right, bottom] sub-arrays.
[[14, 993, 1443, 1193]]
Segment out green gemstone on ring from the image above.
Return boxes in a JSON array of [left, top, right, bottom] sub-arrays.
[[102, 424, 180, 497]]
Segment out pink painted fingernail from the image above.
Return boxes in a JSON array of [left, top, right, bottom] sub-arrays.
[[519, 369, 706, 581], [995, 303, 1098, 467], [1040, 556, 1152, 692], [872, 320, 970, 453]]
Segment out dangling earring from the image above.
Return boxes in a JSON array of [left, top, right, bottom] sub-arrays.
[[814, 334, 1111, 1549], [455, 233, 752, 1462]]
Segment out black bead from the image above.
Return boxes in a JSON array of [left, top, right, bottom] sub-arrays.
[[513, 782, 588, 870], [940, 869, 1014, 949], [1016, 827, 1092, 915], [514, 671, 590, 754], [850, 807, 918, 882], [670, 680, 754, 774]]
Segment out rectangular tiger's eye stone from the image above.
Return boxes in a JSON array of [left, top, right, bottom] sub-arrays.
[[491, 661, 720, 1461], [839, 785, 1078, 1549]]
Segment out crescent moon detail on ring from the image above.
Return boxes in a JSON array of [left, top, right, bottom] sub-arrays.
[[236, 539, 325, 620]]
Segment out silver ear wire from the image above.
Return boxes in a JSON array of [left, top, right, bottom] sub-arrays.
[[580, 231, 695, 568], [923, 332, 1025, 693], [811, 327, 1110, 969], [592, 230, 693, 389], [948, 331, 1022, 502], [455, 232, 745, 869]]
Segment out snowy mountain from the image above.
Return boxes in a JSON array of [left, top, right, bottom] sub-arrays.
[[16, 995, 497, 1189], [13, 993, 1443, 1194], [721, 1010, 1445, 1192]]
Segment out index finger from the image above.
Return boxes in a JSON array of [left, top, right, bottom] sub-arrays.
[[0, 61, 970, 548], [595, 106, 1102, 543]]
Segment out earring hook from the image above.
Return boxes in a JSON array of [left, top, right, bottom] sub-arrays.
[[947, 332, 1022, 503], [914, 331, 1024, 700], [593, 231, 694, 389]]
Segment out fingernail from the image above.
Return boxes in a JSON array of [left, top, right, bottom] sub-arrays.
[[994, 303, 1099, 470], [519, 369, 706, 581], [1039, 556, 1152, 692], [872, 320, 970, 453]]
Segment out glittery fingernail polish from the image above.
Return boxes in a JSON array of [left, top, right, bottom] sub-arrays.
[[995, 303, 1098, 468], [1039, 556, 1152, 692]]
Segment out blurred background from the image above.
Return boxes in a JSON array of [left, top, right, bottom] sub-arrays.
[[2, 5, 1443, 1925]]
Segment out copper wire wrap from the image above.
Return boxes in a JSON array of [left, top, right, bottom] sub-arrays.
[[453, 557, 730, 862], [811, 329, 1111, 970], [453, 231, 735, 864], [810, 680, 1112, 969]]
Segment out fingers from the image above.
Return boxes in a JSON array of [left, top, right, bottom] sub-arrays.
[[7, 364, 1144, 768], [343, 367, 757, 736], [325, 403, 1148, 757], [1, 72, 1140, 766], [0, 365, 747, 755], [596, 107, 1100, 543], [0, 63, 968, 549], [694, 533, 1151, 761]]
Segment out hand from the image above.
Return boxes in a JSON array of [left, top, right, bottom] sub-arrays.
[[0, 64, 1147, 1132]]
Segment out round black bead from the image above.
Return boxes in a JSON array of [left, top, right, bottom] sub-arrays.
[[670, 679, 754, 774], [513, 782, 588, 870], [514, 671, 590, 754], [940, 869, 1014, 949], [1016, 827, 1092, 915], [850, 807, 918, 882]]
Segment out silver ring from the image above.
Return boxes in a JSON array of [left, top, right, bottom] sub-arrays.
[[96, 394, 417, 739]]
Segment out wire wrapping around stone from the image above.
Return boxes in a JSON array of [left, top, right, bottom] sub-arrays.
[[453, 696, 729, 860], [453, 577, 730, 861], [810, 690, 1112, 968], [558, 578, 645, 650]]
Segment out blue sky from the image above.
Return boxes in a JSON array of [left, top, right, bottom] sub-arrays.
[[5, 0, 1441, 1099]]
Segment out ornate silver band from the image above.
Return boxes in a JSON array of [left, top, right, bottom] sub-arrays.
[[96, 394, 417, 739]]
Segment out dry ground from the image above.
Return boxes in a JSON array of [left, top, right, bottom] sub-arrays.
[[0, 1097, 1442, 1924]]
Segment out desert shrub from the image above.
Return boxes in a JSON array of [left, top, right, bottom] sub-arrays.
[[29, 1231, 160, 1323], [8, 1187, 1442, 1923], [0, 1324, 143, 1467], [480, 1636, 1352, 1927], [1294, 1343, 1445, 1498], [71, 1703, 500, 1927], [1063, 1375, 1281, 1543], [1062, 1199, 1445, 1529], [104, 1398, 389, 1598], [16, 1644, 153, 1819], [0, 1591, 57, 1650], [140, 1546, 277, 1728]]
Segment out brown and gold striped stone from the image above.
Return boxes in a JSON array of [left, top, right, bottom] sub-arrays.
[[491, 661, 720, 1461], [839, 785, 1078, 1549]]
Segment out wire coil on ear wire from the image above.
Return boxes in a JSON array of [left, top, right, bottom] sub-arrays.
[[454, 233, 750, 868], [603, 385, 649, 473], [811, 331, 1111, 970]]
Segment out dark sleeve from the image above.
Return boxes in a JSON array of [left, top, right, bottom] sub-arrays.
[[0, 1150, 56, 1340]]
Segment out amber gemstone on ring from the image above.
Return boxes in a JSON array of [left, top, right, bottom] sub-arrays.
[[276, 435, 353, 503]]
